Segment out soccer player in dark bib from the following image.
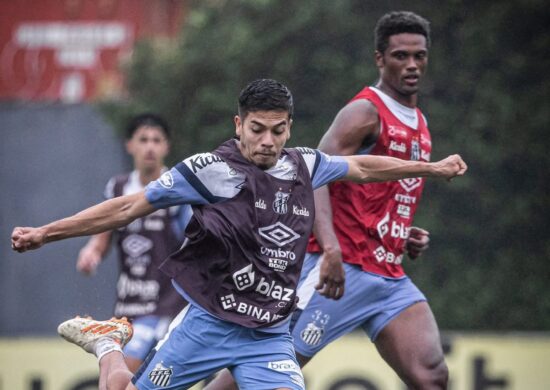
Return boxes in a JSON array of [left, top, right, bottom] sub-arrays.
[[12, 78, 466, 390], [75, 113, 190, 373]]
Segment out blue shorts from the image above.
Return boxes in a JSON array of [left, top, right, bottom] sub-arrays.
[[133, 305, 304, 389], [291, 253, 426, 358], [124, 315, 172, 361]]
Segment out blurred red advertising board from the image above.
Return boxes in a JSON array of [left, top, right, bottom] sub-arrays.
[[0, 0, 186, 102]]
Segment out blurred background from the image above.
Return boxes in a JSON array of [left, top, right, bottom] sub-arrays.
[[1, 0, 549, 389]]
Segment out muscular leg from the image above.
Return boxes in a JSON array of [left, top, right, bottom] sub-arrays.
[[203, 370, 238, 390], [97, 351, 136, 390], [125, 356, 143, 374], [374, 302, 448, 390]]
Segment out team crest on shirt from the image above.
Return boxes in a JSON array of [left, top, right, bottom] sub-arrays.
[[158, 171, 174, 189], [273, 190, 290, 214], [410, 140, 420, 161], [148, 362, 173, 387]]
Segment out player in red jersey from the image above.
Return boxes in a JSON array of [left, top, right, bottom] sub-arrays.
[[293, 10, 447, 389], [205, 10, 448, 390]]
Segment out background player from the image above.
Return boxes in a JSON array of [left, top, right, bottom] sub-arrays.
[[12, 79, 466, 390], [76, 113, 189, 372]]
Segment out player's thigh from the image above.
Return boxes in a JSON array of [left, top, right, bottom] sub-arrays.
[[132, 307, 231, 389], [231, 333, 305, 390], [292, 263, 384, 357], [374, 301, 445, 374]]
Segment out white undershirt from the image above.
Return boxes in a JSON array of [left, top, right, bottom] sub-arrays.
[[371, 87, 420, 129]]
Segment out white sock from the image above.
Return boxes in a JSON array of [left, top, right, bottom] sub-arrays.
[[94, 337, 123, 362]]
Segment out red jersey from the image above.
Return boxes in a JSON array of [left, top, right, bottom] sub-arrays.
[[308, 87, 432, 278]]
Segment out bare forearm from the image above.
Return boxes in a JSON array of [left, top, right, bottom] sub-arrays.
[[312, 186, 341, 254], [42, 193, 152, 244], [345, 154, 466, 183]]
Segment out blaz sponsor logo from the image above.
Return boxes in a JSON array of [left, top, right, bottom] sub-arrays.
[[259, 222, 300, 247], [256, 277, 294, 301], [255, 198, 266, 210], [188, 153, 224, 173], [273, 190, 290, 214], [148, 362, 173, 387], [373, 245, 403, 264], [377, 212, 390, 238], [399, 177, 422, 192], [232, 264, 255, 291], [158, 171, 174, 189], [292, 205, 310, 217], [389, 140, 407, 153], [376, 213, 410, 239], [231, 264, 294, 300]]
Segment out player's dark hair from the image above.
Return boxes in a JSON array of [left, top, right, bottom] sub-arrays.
[[125, 113, 171, 139], [375, 11, 431, 54], [238, 79, 294, 120]]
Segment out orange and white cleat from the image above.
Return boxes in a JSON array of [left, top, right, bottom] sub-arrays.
[[57, 316, 133, 354]]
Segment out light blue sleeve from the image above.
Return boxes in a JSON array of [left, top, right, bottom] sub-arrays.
[[145, 166, 210, 209], [169, 204, 194, 240], [311, 151, 349, 189]]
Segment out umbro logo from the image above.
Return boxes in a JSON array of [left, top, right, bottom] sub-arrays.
[[258, 222, 300, 247]]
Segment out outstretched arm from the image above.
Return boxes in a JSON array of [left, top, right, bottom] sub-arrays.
[[12, 191, 154, 253], [343, 153, 467, 183]]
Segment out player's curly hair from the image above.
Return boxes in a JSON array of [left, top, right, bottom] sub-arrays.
[[238, 79, 294, 119], [375, 11, 431, 54]]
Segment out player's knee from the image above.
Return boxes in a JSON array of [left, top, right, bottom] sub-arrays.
[[406, 356, 448, 389]]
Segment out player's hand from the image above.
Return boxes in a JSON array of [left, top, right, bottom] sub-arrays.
[[433, 154, 467, 180], [315, 249, 345, 300], [11, 227, 46, 253], [406, 227, 430, 260], [76, 246, 102, 275]]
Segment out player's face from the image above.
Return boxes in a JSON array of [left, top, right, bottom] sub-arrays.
[[235, 110, 292, 170], [126, 126, 169, 172], [376, 33, 428, 98]]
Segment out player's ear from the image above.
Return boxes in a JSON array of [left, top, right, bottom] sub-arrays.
[[375, 50, 384, 69], [287, 118, 292, 141], [234, 115, 242, 137], [125, 139, 133, 154]]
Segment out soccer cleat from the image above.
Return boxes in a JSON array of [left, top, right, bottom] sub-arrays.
[[57, 316, 133, 354]]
